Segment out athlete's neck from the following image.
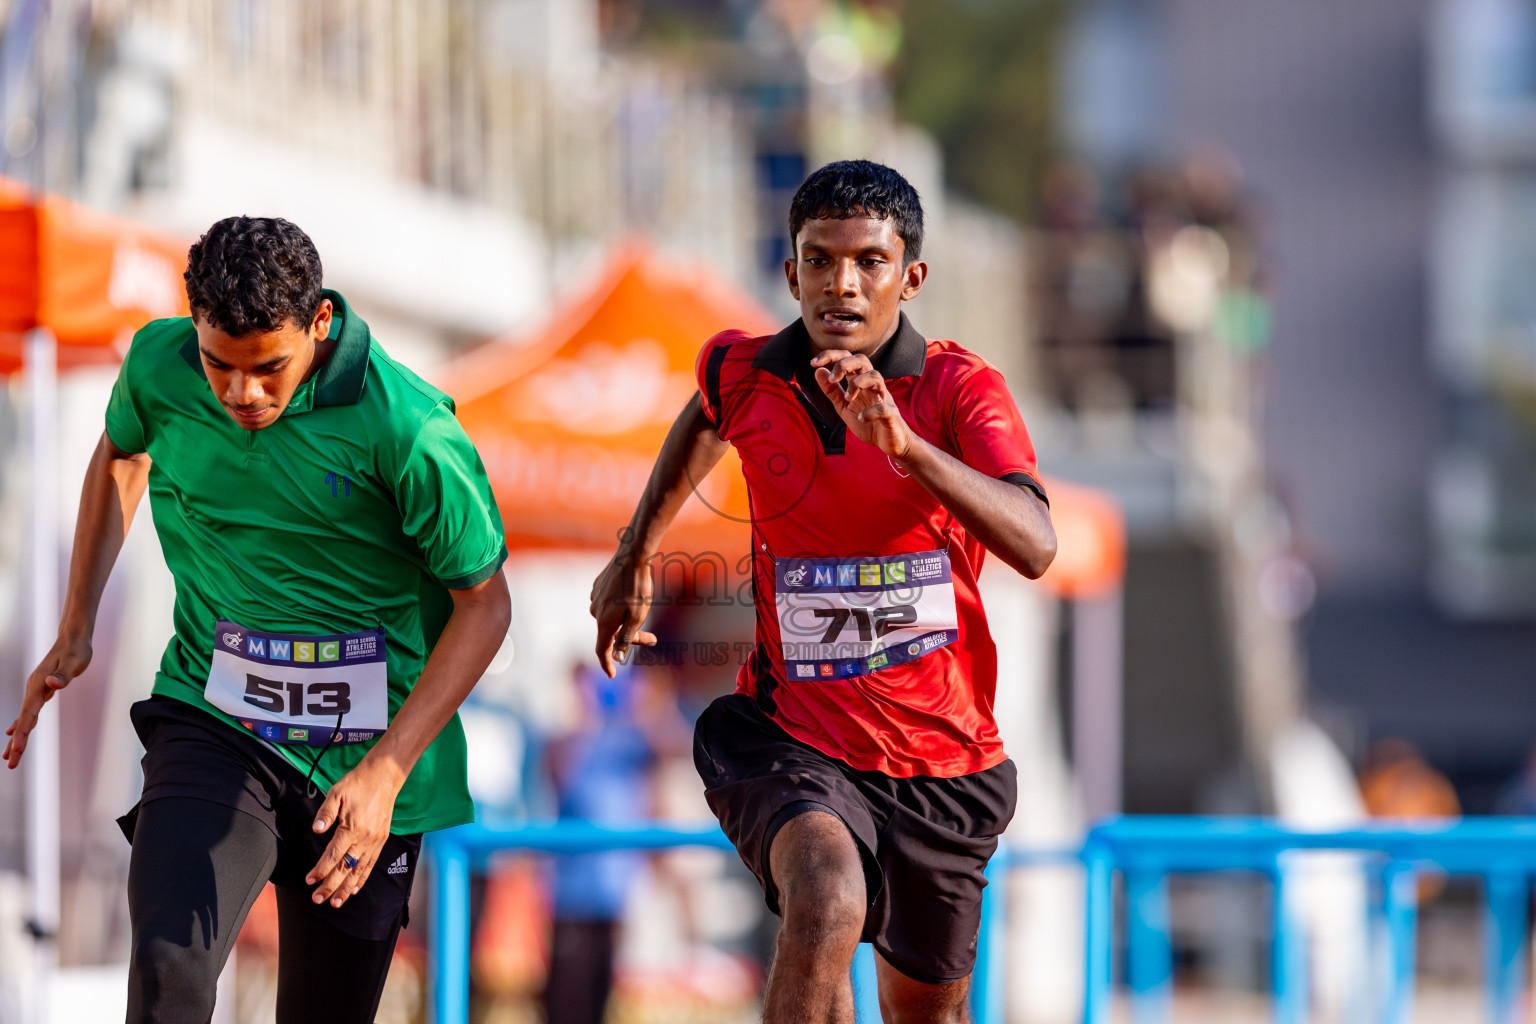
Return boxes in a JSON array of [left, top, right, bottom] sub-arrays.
[[300, 336, 337, 385]]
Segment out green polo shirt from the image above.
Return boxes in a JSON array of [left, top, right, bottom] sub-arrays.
[[104, 289, 506, 834]]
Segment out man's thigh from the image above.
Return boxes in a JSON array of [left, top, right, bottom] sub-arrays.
[[268, 807, 421, 942], [267, 803, 419, 1024], [694, 693, 883, 916], [126, 797, 279, 1024], [272, 885, 404, 1024], [861, 759, 1017, 985]]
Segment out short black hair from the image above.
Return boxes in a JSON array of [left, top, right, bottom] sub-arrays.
[[184, 216, 324, 336], [787, 160, 924, 264]]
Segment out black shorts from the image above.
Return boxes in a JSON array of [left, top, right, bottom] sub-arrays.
[[120, 696, 421, 941], [693, 693, 1016, 984]]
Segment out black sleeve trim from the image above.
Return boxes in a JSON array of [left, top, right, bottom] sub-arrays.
[[703, 343, 728, 429], [1001, 472, 1049, 506], [441, 546, 509, 590]]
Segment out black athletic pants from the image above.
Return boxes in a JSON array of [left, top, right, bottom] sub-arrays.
[[543, 919, 619, 1024], [125, 797, 402, 1024], [122, 696, 421, 1024]]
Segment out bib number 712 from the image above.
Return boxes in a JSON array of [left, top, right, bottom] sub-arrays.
[[811, 605, 917, 642], [244, 675, 353, 717]]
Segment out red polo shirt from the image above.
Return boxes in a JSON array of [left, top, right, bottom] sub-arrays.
[[695, 314, 1046, 778]]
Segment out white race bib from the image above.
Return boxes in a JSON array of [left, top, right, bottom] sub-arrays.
[[205, 619, 389, 746], [774, 549, 959, 681]]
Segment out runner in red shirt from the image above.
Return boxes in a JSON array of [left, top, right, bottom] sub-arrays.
[[591, 160, 1056, 1024]]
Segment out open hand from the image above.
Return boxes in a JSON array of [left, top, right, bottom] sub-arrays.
[[590, 551, 658, 677], [5, 632, 92, 769], [306, 757, 404, 908], [811, 349, 915, 458]]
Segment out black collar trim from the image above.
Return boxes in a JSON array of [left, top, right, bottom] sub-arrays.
[[751, 312, 927, 381], [178, 288, 370, 408]]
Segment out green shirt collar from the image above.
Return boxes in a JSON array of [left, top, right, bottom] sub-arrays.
[[178, 288, 372, 414]]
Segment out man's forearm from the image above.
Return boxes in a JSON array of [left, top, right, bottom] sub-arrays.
[[895, 436, 1056, 579], [60, 434, 150, 636], [618, 393, 729, 559], [362, 575, 511, 784]]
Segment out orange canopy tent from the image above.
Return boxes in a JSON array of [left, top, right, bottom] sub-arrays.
[[1035, 478, 1126, 600], [441, 246, 768, 557], [0, 177, 189, 368]]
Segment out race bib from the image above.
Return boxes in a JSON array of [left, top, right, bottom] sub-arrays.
[[775, 549, 959, 681], [205, 620, 389, 746]]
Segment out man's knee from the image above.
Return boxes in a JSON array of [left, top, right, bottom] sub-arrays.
[[128, 934, 222, 1023], [770, 811, 867, 942]]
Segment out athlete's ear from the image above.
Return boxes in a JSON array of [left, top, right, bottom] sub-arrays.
[[900, 259, 929, 302], [309, 298, 334, 342], [784, 255, 801, 301]]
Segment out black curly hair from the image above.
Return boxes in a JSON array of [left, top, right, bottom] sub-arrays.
[[787, 160, 924, 264], [184, 216, 324, 336]]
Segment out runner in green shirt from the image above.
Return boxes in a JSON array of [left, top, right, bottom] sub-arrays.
[[3, 216, 510, 1024]]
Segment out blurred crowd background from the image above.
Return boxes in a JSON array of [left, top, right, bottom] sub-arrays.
[[0, 0, 1535, 1022]]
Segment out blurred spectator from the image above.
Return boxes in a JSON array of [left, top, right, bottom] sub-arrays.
[[542, 663, 686, 1024], [1495, 748, 1536, 816], [1359, 739, 1461, 819], [1032, 161, 1136, 412], [1359, 739, 1461, 904], [473, 857, 551, 1003], [1032, 152, 1269, 417]]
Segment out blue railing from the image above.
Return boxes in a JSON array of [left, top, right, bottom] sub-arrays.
[[428, 817, 1536, 1024], [428, 822, 731, 1024], [424, 821, 1074, 1024], [1084, 816, 1536, 1024]]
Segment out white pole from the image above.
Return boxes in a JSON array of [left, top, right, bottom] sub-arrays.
[[25, 325, 59, 1024], [1072, 587, 1124, 822]]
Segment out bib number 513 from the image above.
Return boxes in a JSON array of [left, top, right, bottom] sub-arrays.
[[244, 675, 352, 717]]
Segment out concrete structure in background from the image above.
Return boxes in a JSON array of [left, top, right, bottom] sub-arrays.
[[1056, 0, 1536, 1010], [1060, 0, 1536, 809], [1161, 0, 1436, 597], [1427, 0, 1536, 619], [1155, 0, 1536, 806], [1046, 0, 1301, 828], [76, 0, 758, 372]]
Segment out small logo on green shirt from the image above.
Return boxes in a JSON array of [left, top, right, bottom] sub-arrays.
[[325, 472, 352, 497]]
